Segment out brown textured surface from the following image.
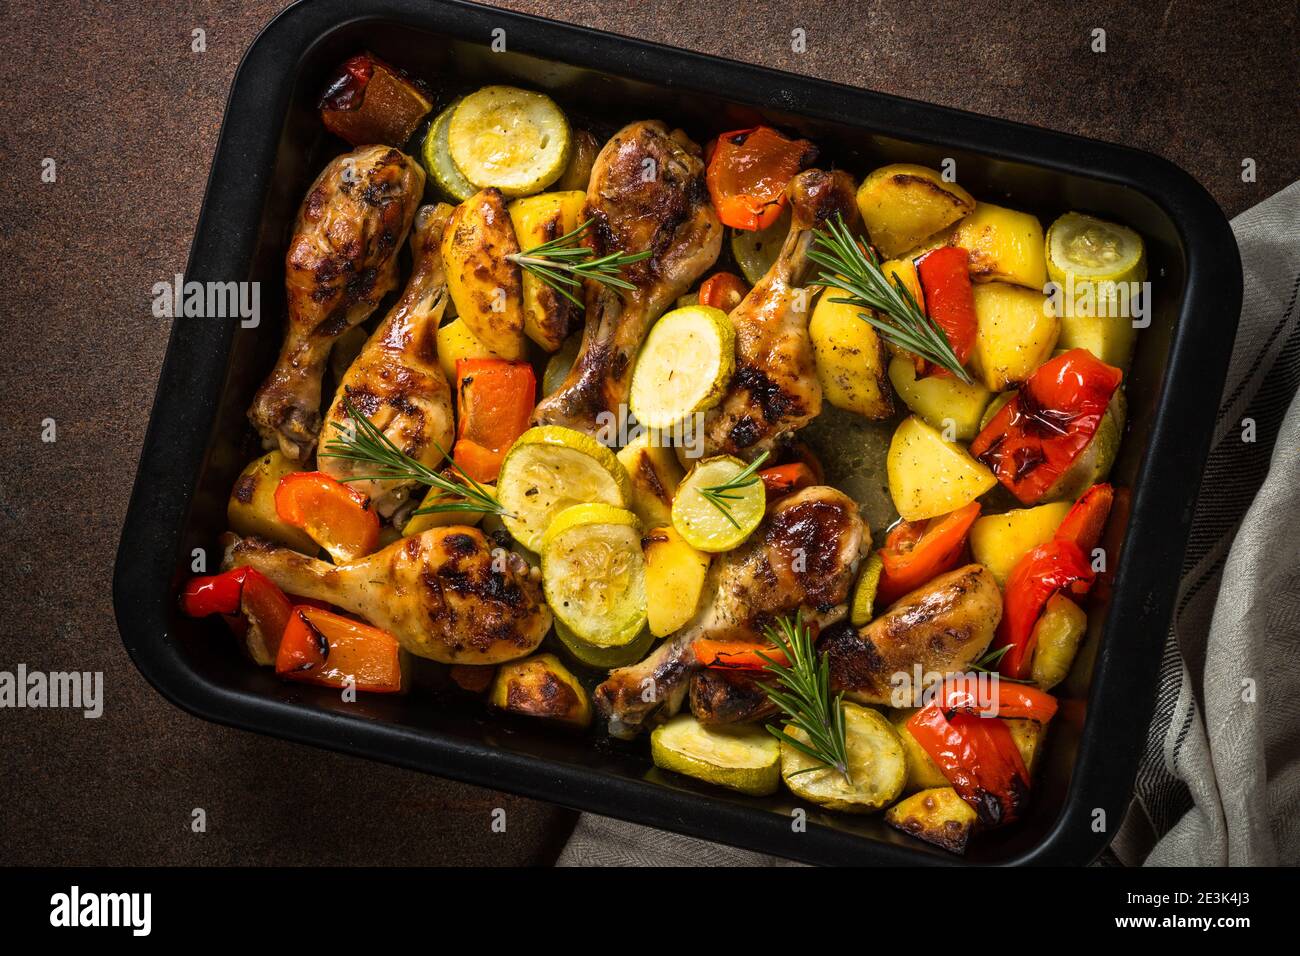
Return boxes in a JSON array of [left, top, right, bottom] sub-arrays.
[[0, 0, 1294, 865]]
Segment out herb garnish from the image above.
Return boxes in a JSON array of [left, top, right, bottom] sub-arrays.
[[507, 217, 653, 307]]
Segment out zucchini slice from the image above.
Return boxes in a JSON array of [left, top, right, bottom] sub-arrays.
[[850, 551, 884, 626], [553, 618, 656, 670], [420, 100, 477, 202], [730, 205, 790, 285], [671, 455, 765, 553], [1046, 212, 1146, 286], [651, 714, 781, 796], [496, 425, 632, 553], [779, 702, 906, 812], [540, 503, 647, 648], [629, 305, 736, 429], [448, 85, 571, 197]]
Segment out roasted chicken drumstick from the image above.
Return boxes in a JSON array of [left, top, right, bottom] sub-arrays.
[[224, 528, 551, 665], [532, 121, 722, 434], [704, 168, 859, 458], [319, 203, 456, 517], [595, 485, 865, 735], [249, 145, 425, 461]]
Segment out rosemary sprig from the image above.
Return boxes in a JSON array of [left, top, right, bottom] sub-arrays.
[[319, 399, 507, 517], [507, 217, 653, 307], [756, 612, 853, 783], [696, 451, 769, 529], [807, 213, 973, 384], [969, 643, 1033, 683]]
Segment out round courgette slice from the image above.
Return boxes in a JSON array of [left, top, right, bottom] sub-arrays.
[[671, 455, 766, 553], [421, 100, 477, 202], [779, 702, 906, 812], [1046, 212, 1146, 287], [448, 85, 571, 197], [553, 618, 656, 670], [850, 551, 884, 626], [496, 426, 631, 553], [651, 714, 781, 796], [540, 503, 646, 648], [629, 305, 736, 429]]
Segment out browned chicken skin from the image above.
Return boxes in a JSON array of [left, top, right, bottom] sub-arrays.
[[820, 563, 1001, 706], [595, 485, 866, 735], [704, 168, 860, 458], [689, 668, 780, 726], [532, 121, 722, 434], [249, 145, 425, 461], [319, 203, 456, 517], [224, 528, 551, 665]]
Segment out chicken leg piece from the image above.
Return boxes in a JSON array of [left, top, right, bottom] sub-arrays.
[[249, 145, 425, 461], [703, 169, 859, 459], [531, 121, 722, 434], [319, 203, 456, 517], [594, 485, 865, 735], [224, 528, 551, 665]]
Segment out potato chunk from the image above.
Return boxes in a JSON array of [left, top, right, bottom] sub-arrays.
[[508, 190, 587, 352], [489, 653, 591, 728], [441, 188, 525, 359], [617, 434, 684, 529], [809, 294, 893, 419], [969, 282, 1059, 391], [887, 355, 991, 442], [969, 501, 1072, 584], [227, 451, 318, 553], [643, 525, 710, 637], [939, 202, 1047, 289], [885, 787, 978, 854], [886, 416, 996, 521], [856, 164, 975, 258]]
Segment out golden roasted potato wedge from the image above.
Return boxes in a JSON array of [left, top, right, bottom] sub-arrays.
[[939, 202, 1047, 289], [885, 787, 978, 854], [489, 652, 591, 728], [508, 190, 587, 351], [969, 500, 1071, 584], [441, 188, 525, 359], [809, 294, 894, 419], [887, 354, 991, 442], [642, 525, 710, 637], [227, 451, 318, 554], [886, 416, 996, 521], [856, 164, 975, 258], [617, 433, 684, 529], [1006, 716, 1046, 776], [969, 282, 1059, 392]]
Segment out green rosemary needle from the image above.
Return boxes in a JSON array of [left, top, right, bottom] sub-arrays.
[[756, 612, 853, 783], [507, 217, 653, 307], [697, 451, 770, 529], [807, 213, 973, 384], [319, 399, 507, 517]]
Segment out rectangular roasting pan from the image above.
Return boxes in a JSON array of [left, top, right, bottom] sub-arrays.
[[112, 0, 1242, 865]]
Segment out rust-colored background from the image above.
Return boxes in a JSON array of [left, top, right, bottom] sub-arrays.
[[1, 0, 1295, 865]]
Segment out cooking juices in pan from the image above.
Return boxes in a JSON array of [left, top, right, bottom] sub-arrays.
[[181, 47, 1148, 857]]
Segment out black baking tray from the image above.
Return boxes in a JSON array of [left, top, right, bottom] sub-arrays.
[[112, 0, 1241, 865]]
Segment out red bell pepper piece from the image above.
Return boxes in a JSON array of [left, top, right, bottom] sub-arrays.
[[969, 349, 1123, 504], [907, 704, 1030, 827], [454, 358, 536, 484], [275, 471, 379, 563], [875, 502, 981, 606], [698, 272, 750, 312], [994, 540, 1095, 680], [915, 247, 977, 371], [181, 567, 292, 666], [705, 126, 817, 230], [1055, 482, 1114, 553], [758, 462, 817, 501], [929, 674, 1058, 724], [276, 605, 403, 693], [693, 639, 791, 670]]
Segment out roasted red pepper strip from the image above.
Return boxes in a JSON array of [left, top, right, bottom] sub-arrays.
[[693, 639, 790, 670], [276, 606, 403, 693], [181, 567, 292, 666], [915, 246, 977, 371], [994, 539, 1095, 679], [876, 502, 981, 606], [705, 126, 816, 230], [907, 704, 1030, 827], [698, 272, 750, 312], [969, 349, 1123, 504], [930, 674, 1058, 724], [1054, 482, 1114, 553], [758, 463, 816, 501], [454, 358, 536, 484], [275, 471, 379, 563]]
